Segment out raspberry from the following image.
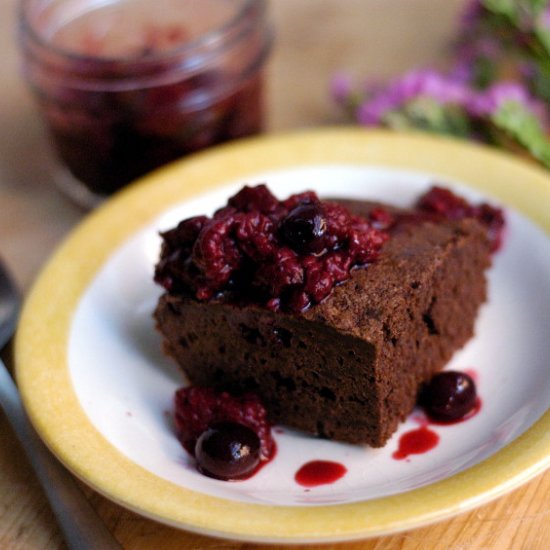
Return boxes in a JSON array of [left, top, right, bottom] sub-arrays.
[[417, 186, 470, 219], [174, 386, 274, 461], [416, 186, 505, 252]]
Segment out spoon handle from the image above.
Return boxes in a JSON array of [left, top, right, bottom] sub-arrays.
[[0, 359, 122, 550]]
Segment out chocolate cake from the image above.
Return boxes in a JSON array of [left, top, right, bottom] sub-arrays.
[[154, 185, 498, 447]]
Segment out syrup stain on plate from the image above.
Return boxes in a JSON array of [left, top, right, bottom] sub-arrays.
[[393, 369, 482, 461], [392, 426, 440, 460], [295, 460, 348, 487]]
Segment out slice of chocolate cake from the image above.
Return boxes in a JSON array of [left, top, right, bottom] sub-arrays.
[[154, 185, 500, 447]]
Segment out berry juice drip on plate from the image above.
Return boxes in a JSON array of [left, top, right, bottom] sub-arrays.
[[393, 370, 481, 460], [392, 426, 440, 460], [294, 460, 348, 488]]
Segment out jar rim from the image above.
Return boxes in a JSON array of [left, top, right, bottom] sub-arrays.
[[19, 0, 267, 66]]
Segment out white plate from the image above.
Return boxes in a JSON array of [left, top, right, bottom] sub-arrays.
[[15, 129, 550, 542]]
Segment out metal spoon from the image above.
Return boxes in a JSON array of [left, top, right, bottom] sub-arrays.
[[0, 260, 121, 550]]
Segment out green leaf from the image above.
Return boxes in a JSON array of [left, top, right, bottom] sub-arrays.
[[483, 0, 548, 25], [529, 0, 549, 16], [535, 3, 550, 58], [483, 0, 519, 21], [491, 100, 550, 166], [535, 25, 550, 56], [531, 65, 550, 102], [472, 56, 499, 88], [383, 98, 472, 138]]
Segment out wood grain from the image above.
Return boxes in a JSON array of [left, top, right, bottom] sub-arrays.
[[1, 0, 549, 548]]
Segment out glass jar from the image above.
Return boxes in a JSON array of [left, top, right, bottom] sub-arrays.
[[19, 0, 273, 208]]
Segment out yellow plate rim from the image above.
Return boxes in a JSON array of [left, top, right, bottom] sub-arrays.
[[14, 128, 550, 543]]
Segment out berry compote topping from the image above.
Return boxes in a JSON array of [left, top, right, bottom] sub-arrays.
[[415, 186, 505, 253], [155, 184, 389, 312], [195, 422, 261, 480], [174, 386, 274, 462], [419, 371, 478, 422]]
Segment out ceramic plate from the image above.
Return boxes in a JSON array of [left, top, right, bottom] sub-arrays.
[[15, 129, 550, 543]]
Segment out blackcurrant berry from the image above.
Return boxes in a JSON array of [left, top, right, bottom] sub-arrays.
[[420, 371, 477, 422], [279, 203, 327, 254], [195, 422, 261, 480]]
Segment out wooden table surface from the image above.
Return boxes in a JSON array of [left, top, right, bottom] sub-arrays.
[[1, 0, 549, 548]]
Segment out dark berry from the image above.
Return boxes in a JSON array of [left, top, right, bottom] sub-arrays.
[[279, 203, 327, 254], [195, 422, 261, 480], [174, 386, 274, 460], [420, 371, 477, 422]]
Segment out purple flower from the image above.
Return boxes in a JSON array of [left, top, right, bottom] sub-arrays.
[[460, 0, 484, 29], [468, 81, 547, 120], [539, 6, 550, 28], [413, 70, 470, 103], [329, 0, 550, 167], [355, 69, 473, 125], [452, 37, 502, 75], [519, 61, 538, 82], [357, 93, 401, 125], [330, 72, 353, 104]]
